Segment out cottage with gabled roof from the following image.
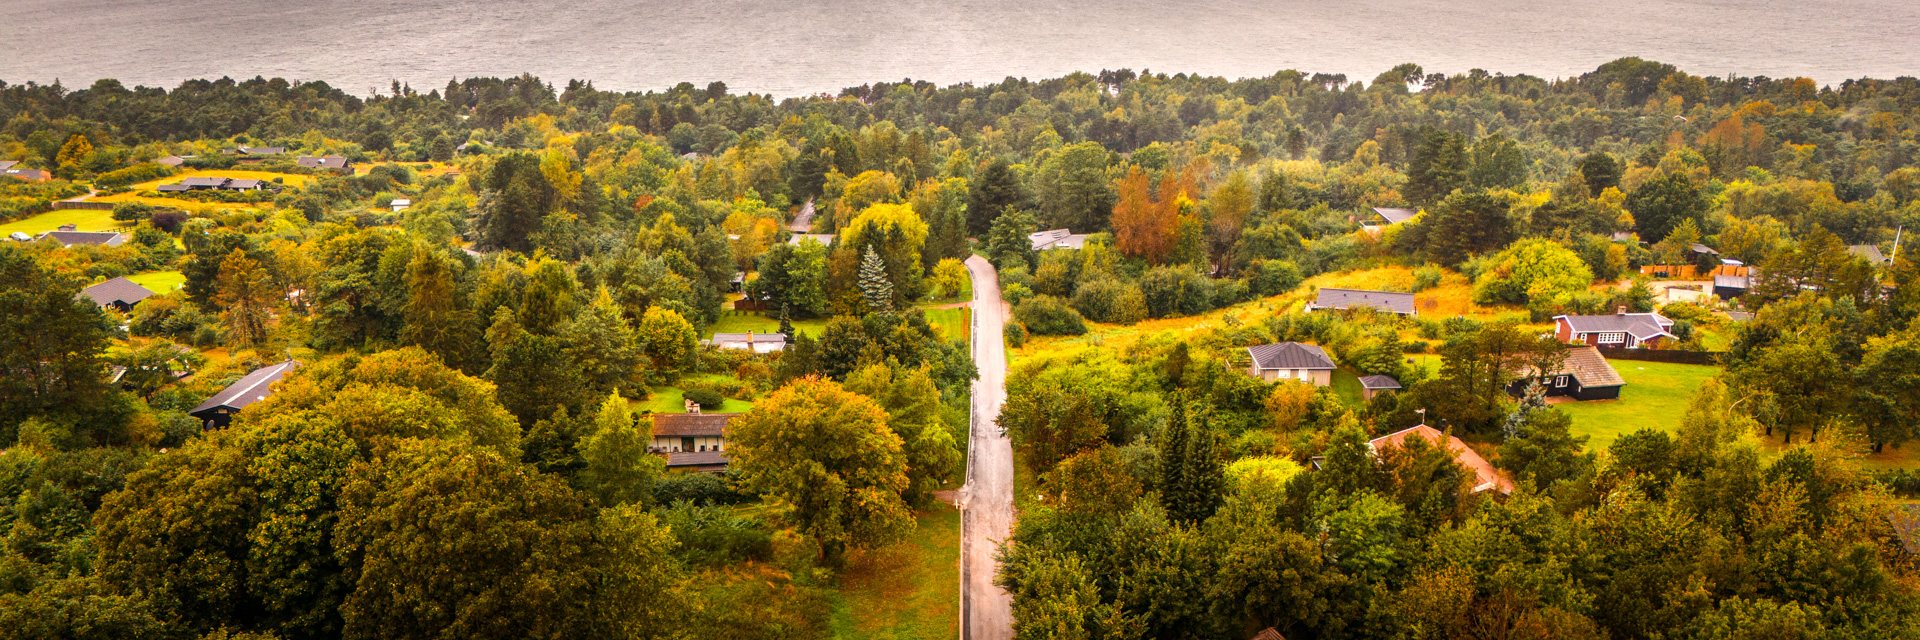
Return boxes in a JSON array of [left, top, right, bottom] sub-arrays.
[[1369, 207, 1417, 225], [1245, 342, 1336, 385], [651, 409, 736, 454], [1553, 308, 1673, 348], [1307, 288, 1417, 316], [296, 155, 351, 171], [189, 360, 301, 429], [78, 277, 155, 312], [1510, 345, 1626, 401], [1369, 424, 1513, 494], [1358, 375, 1402, 401]]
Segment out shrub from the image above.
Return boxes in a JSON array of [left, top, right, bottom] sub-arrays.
[[1004, 322, 1027, 348], [148, 211, 187, 233], [1413, 264, 1445, 291], [94, 163, 174, 189], [684, 388, 724, 409], [654, 471, 756, 506], [1013, 295, 1087, 335], [658, 502, 773, 566], [1251, 260, 1304, 296], [1070, 278, 1146, 324], [1139, 266, 1215, 318], [1002, 282, 1034, 306]]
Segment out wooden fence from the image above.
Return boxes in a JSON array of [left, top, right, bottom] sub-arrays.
[[51, 201, 113, 210], [1596, 347, 1723, 365]]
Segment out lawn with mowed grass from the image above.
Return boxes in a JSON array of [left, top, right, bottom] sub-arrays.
[[1554, 361, 1723, 450], [708, 310, 827, 338], [0, 208, 119, 235], [126, 270, 185, 293], [922, 307, 969, 342], [635, 374, 756, 414], [1331, 368, 1366, 407], [828, 504, 960, 640]]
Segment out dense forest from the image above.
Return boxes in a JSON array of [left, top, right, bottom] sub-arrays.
[[2, 57, 1920, 639]]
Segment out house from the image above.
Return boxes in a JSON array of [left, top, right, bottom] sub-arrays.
[[1369, 424, 1513, 494], [389, 198, 411, 211], [188, 360, 301, 429], [787, 233, 835, 246], [1245, 342, 1336, 385], [3, 167, 50, 182], [1713, 274, 1750, 300], [178, 176, 231, 190], [1028, 228, 1089, 251], [1611, 231, 1639, 243], [38, 225, 126, 247], [1369, 207, 1417, 226], [1509, 345, 1626, 401], [1307, 288, 1417, 316], [1850, 245, 1891, 264], [651, 409, 735, 454], [666, 451, 731, 473], [236, 146, 285, 156], [296, 155, 351, 171], [78, 277, 155, 312], [0, 160, 15, 171], [224, 179, 265, 191], [1358, 375, 1401, 401], [156, 155, 186, 167], [706, 331, 787, 353], [1553, 308, 1674, 348]]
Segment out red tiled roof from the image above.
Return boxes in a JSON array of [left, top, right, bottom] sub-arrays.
[[1369, 424, 1513, 494]]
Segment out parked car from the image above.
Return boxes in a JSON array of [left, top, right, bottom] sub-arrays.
[[8, 232, 31, 242]]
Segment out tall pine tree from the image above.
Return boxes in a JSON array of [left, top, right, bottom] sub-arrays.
[[1157, 392, 1225, 525], [859, 246, 895, 314]]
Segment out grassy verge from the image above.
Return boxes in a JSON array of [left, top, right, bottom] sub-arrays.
[[1331, 368, 1366, 407], [1554, 361, 1723, 450], [828, 504, 961, 640], [0, 208, 118, 235], [126, 270, 186, 293], [923, 307, 969, 342]]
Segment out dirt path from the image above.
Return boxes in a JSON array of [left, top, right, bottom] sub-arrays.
[[959, 254, 1014, 640]]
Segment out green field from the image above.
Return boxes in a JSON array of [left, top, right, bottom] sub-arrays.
[[829, 504, 960, 640], [1554, 361, 1723, 450], [0, 208, 118, 236], [1331, 368, 1366, 407], [922, 307, 969, 342], [708, 310, 827, 338], [636, 373, 757, 414], [126, 270, 186, 293]]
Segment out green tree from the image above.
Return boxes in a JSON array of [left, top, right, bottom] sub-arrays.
[[1034, 142, 1116, 232], [637, 306, 696, 373], [913, 177, 971, 266], [400, 246, 478, 371], [487, 308, 591, 426], [1157, 394, 1224, 525], [55, 134, 92, 177], [1406, 129, 1469, 205], [1471, 238, 1595, 305], [728, 377, 912, 562], [0, 246, 112, 438], [579, 391, 663, 507], [842, 202, 929, 306], [968, 157, 1031, 236], [844, 364, 962, 507], [1468, 133, 1525, 190], [859, 246, 896, 314], [1577, 151, 1622, 196], [1424, 188, 1515, 266], [564, 288, 643, 394], [987, 208, 1040, 270], [1495, 406, 1590, 489], [1626, 170, 1707, 243]]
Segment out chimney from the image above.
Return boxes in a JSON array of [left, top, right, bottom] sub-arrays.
[[1616, 306, 1627, 316], [685, 398, 700, 414]]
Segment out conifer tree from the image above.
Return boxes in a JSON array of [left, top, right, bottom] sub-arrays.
[[579, 391, 662, 507], [1157, 394, 1190, 518], [778, 303, 795, 339], [859, 246, 894, 314], [1157, 392, 1225, 526]]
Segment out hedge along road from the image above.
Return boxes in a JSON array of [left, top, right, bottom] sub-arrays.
[[960, 254, 1013, 640]]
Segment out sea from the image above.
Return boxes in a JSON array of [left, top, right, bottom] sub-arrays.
[[2, 0, 1916, 98]]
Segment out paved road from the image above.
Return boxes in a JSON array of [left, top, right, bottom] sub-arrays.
[[960, 254, 1014, 640]]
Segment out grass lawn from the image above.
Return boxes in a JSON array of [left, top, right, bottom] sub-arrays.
[[922, 307, 969, 342], [828, 504, 961, 640], [708, 310, 827, 338], [1555, 361, 1723, 450], [90, 169, 313, 210], [0, 208, 118, 235], [126, 270, 186, 293], [1331, 368, 1366, 407], [635, 374, 756, 414]]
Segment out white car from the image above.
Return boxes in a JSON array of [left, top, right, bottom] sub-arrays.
[[8, 232, 31, 242]]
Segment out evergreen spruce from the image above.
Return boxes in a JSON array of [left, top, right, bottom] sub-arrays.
[[778, 303, 796, 339], [1156, 394, 1190, 520], [1180, 405, 1224, 524], [859, 246, 895, 314]]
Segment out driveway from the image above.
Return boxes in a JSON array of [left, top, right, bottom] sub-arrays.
[[960, 254, 1014, 640]]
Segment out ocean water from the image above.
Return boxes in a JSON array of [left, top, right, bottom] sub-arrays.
[[2, 0, 1915, 98]]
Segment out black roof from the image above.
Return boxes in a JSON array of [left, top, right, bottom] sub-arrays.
[[1357, 375, 1402, 390], [78, 277, 154, 307], [1312, 288, 1416, 315], [1246, 342, 1335, 370], [189, 360, 301, 418]]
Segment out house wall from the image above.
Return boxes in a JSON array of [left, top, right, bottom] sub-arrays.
[[1254, 368, 1333, 386], [652, 435, 726, 452]]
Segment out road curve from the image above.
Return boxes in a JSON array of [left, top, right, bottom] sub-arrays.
[[960, 254, 1014, 640]]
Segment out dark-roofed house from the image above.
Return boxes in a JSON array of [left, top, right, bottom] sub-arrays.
[[78, 277, 155, 312], [224, 179, 266, 191], [296, 155, 351, 171], [1369, 207, 1417, 225], [666, 451, 731, 473], [706, 332, 787, 353], [38, 226, 126, 247], [156, 155, 186, 167], [1245, 342, 1336, 385], [1553, 308, 1674, 348], [1358, 375, 1401, 401], [156, 184, 191, 192], [189, 360, 301, 429], [236, 145, 286, 156], [1510, 345, 1626, 401], [651, 410, 736, 454], [1850, 245, 1891, 264], [1370, 424, 1513, 494], [178, 176, 231, 190], [1028, 228, 1089, 251], [3, 167, 49, 182], [1307, 288, 1417, 316]]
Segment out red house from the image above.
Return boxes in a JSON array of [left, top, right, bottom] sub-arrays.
[[1553, 308, 1674, 349]]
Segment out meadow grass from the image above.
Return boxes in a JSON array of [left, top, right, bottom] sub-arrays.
[[126, 270, 186, 293], [0, 208, 118, 235], [828, 504, 961, 640], [1554, 361, 1723, 450]]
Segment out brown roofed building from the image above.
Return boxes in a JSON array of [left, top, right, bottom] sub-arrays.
[[666, 451, 731, 473], [1370, 424, 1513, 494], [652, 411, 737, 454]]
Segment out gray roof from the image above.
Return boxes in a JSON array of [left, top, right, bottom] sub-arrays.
[[156, 184, 191, 192], [296, 155, 350, 169], [1713, 275, 1749, 289], [3, 168, 48, 181], [1727, 311, 1754, 322], [1247, 342, 1335, 371], [180, 176, 230, 187], [78, 277, 154, 307], [1556, 312, 1673, 340], [1311, 288, 1416, 315], [1850, 245, 1889, 263], [1028, 228, 1088, 251], [0, 160, 16, 171], [1689, 243, 1719, 255], [156, 156, 185, 167], [1524, 346, 1625, 388], [1357, 375, 1402, 390], [225, 179, 265, 189], [237, 146, 285, 155], [42, 231, 125, 247], [189, 360, 301, 417], [1371, 207, 1417, 224]]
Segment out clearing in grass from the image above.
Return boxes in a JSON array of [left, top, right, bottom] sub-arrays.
[[125, 270, 186, 293]]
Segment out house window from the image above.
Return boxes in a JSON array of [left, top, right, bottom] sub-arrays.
[[1597, 332, 1625, 345], [1276, 369, 1291, 379], [1555, 375, 1568, 388]]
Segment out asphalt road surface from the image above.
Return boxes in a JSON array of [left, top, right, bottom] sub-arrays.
[[960, 254, 1014, 640]]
